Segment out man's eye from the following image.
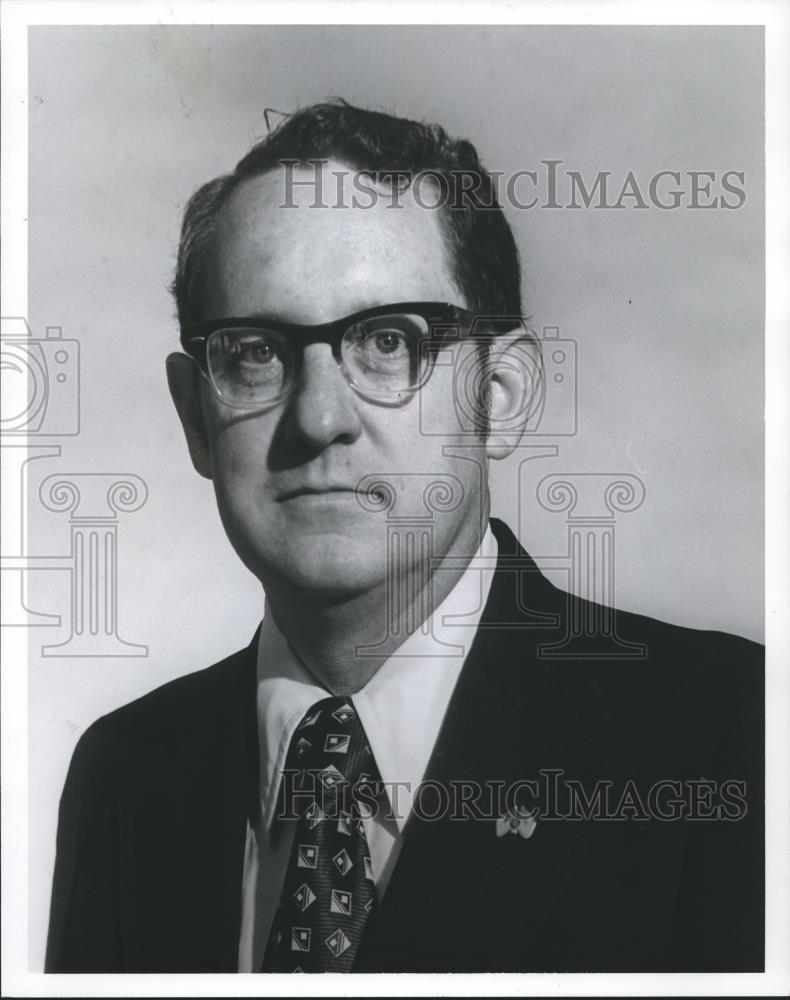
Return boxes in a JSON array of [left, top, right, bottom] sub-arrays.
[[244, 342, 278, 365], [225, 337, 280, 365], [372, 331, 408, 356], [350, 328, 411, 372]]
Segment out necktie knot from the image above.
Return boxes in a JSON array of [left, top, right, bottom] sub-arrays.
[[282, 696, 379, 821]]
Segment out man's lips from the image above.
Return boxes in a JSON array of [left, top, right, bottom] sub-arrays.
[[277, 485, 362, 501]]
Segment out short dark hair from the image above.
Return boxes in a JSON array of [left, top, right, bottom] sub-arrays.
[[172, 99, 522, 326]]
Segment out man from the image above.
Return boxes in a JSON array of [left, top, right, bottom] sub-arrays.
[[46, 100, 763, 974]]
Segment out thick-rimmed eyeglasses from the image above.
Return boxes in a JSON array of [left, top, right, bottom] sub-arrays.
[[179, 301, 486, 409]]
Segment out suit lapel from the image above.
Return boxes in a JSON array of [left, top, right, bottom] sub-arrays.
[[356, 518, 625, 970]]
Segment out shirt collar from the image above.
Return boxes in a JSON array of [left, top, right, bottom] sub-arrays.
[[256, 523, 498, 834]]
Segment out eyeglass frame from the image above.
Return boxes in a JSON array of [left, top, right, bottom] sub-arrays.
[[179, 300, 507, 410]]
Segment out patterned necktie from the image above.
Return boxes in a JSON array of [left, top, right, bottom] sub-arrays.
[[261, 696, 380, 972]]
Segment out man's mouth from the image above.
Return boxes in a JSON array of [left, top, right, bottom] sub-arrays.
[[277, 485, 360, 501]]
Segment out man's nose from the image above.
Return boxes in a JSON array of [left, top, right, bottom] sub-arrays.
[[283, 343, 362, 448]]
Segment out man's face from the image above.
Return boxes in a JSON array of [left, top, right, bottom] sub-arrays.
[[185, 162, 489, 600]]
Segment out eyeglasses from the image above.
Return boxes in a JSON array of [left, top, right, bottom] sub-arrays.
[[180, 301, 486, 409]]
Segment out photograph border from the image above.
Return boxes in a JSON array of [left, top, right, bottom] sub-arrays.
[[2, 0, 787, 996]]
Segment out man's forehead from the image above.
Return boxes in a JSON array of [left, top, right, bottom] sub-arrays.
[[204, 161, 462, 321], [219, 162, 449, 247]]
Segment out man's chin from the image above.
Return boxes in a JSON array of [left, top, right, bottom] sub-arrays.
[[254, 531, 388, 600]]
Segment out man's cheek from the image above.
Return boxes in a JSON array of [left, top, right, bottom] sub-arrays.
[[211, 423, 270, 477]]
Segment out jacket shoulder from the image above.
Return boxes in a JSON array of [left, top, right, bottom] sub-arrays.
[[491, 516, 763, 749], [599, 601, 763, 696], [490, 514, 763, 686], [70, 640, 257, 777]]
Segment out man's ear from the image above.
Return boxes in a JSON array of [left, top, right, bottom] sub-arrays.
[[484, 331, 543, 460], [166, 353, 213, 479]]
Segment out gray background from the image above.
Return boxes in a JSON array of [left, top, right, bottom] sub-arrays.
[[25, 25, 763, 968]]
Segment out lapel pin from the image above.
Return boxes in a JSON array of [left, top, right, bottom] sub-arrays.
[[496, 806, 538, 839]]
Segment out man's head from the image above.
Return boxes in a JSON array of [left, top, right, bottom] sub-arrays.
[[167, 100, 539, 604], [172, 100, 523, 326]]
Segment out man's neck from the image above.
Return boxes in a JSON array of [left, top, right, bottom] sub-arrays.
[[264, 516, 489, 695]]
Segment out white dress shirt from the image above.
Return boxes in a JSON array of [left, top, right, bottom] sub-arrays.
[[237, 525, 498, 971]]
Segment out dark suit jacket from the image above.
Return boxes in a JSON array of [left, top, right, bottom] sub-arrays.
[[46, 518, 764, 973]]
